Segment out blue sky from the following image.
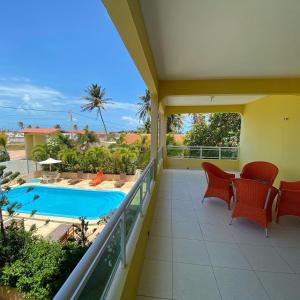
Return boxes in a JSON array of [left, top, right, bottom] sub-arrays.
[[0, 0, 147, 131]]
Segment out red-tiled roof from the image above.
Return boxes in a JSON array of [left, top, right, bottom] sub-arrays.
[[124, 133, 150, 144], [20, 128, 59, 134], [64, 130, 107, 135]]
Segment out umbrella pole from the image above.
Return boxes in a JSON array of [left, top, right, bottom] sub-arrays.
[[50, 164, 52, 172]]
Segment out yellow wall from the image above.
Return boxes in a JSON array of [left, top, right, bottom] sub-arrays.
[[166, 158, 239, 171], [240, 95, 300, 184]]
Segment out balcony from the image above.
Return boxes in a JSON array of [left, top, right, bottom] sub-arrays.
[[137, 169, 300, 300]]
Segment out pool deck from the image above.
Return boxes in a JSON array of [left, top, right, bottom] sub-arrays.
[[4, 179, 135, 242]]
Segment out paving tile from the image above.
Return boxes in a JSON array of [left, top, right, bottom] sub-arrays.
[[257, 271, 300, 300], [145, 236, 172, 261], [206, 241, 251, 269], [172, 220, 203, 240], [200, 223, 235, 243], [137, 259, 172, 299], [173, 238, 210, 265], [213, 267, 269, 300], [275, 246, 300, 273], [151, 218, 172, 237], [173, 263, 220, 300], [239, 244, 293, 273]]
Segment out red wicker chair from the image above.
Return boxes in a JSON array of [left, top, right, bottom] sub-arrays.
[[202, 162, 235, 209], [240, 161, 279, 185], [276, 181, 300, 222], [230, 178, 278, 237]]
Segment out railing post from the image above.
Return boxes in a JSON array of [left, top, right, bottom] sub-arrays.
[[219, 148, 221, 160], [200, 147, 202, 159], [120, 212, 126, 268]]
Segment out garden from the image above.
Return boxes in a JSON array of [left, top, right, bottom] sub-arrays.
[[31, 130, 150, 175]]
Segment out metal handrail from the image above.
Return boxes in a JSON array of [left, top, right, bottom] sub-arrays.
[[54, 159, 155, 300], [167, 145, 239, 160]]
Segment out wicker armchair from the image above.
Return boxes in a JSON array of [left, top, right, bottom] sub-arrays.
[[202, 162, 235, 209], [230, 178, 278, 237], [276, 180, 300, 222], [240, 161, 278, 185]]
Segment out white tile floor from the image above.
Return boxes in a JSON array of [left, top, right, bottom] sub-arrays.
[[136, 169, 300, 300]]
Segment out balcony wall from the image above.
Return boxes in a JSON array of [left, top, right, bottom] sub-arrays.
[[240, 95, 300, 184], [166, 158, 239, 171]]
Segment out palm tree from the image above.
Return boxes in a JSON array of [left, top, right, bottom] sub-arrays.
[[81, 84, 112, 136], [167, 114, 184, 133], [17, 121, 24, 130], [137, 89, 151, 123]]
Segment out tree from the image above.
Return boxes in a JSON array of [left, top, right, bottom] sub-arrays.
[[208, 113, 241, 146], [28, 124, 32, 128], [73, 217, 97, 247], [184, 113, 241, 147], [54, 124, 61, 129], [190, 113, 205, 125], [167, 114, 184, 133], [0, 166, 38, 244], [17, 121, 24, 130], [81, 84, 112, 136], [137, 89, 151, 123], [76, 129, 98, 151], [73, 124, 78, 130], [0, 132, 8, 151]]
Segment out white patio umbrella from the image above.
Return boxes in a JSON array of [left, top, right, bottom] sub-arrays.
[[39, 158, 62, 171]]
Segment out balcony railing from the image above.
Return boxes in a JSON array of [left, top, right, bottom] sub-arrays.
[[167, 145, 239, 160], [54, 159, 155, 300], [157, 146, 163, 166]]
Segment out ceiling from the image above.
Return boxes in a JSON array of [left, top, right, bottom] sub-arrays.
[[140, 0, 300, 80], [163, 95, 263, 106]]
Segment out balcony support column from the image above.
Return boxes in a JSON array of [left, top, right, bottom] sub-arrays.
[[150, 93, 159, 177]]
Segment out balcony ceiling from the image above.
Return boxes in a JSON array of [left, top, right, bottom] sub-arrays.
[[140, 0, 300, 80], [164, 95, 263, 106]]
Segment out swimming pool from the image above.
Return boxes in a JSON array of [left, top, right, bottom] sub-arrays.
[[6, 185, 125, 220]]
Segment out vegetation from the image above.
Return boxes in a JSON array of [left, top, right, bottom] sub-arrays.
[[137, 89, 184, 133], [0, 132, 9, 162], [0, 165, 90, 299], [184, 113, 241, 147], [31, 131, 150, 174], [81, 84, 112, 136]]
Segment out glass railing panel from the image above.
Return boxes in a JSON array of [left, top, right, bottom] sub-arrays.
[[201, 148, 219, 159], [78, 221, 122, 300], [220, 148, 239, 160], [125, 188, 141, 241]]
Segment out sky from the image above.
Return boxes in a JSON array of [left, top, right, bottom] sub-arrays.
[[0, 0, 147, 132]]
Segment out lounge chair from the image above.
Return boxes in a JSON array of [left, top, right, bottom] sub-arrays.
[[46, 223, 74, 242], [89, 171, 104, 186], [3, 218, 24, 229], [202, 162, 235, 209], [68, 171, 83, 185], [114, 173, 127, 188]]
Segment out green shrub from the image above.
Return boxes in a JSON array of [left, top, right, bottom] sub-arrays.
[[0, 150, 10, 162], [0, 240, 87, 300]]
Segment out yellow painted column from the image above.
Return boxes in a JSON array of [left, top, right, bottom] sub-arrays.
[[150, 94, 158, 160]]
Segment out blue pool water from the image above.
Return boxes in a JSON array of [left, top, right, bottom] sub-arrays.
[[6, 185, 125, 220]]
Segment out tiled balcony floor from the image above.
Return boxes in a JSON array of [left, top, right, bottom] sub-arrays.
[[136, 169, 300, 300]]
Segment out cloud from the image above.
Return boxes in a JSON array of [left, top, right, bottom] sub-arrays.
[[0, 83, 72, 111], [106, 101, 138, 112], [121, 116, 140, 126]]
